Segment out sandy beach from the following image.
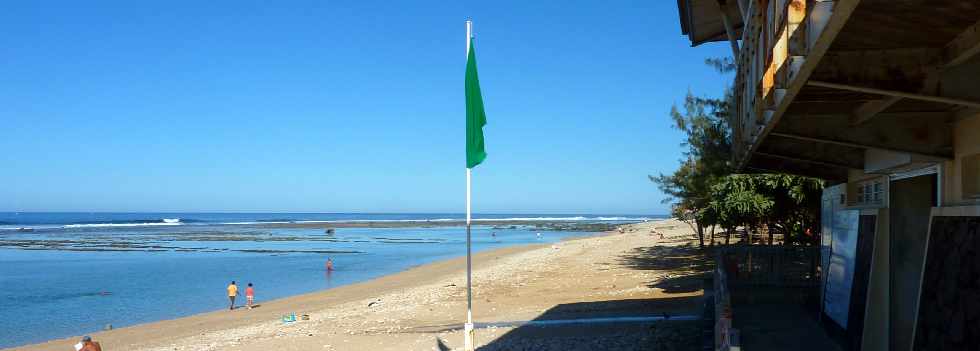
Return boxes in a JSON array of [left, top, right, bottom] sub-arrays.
[[9, 219, 708, 351]]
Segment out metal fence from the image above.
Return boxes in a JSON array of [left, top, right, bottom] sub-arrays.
[[717, 245, 820, 287]]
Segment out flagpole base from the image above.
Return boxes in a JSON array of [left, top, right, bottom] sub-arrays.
[[464, 322, 475, 351]]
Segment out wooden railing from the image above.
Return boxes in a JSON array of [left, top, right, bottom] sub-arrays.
[[733, 0, 836, 164]]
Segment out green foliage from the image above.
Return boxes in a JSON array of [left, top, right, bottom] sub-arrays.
[[706, 174, 823, 242], [707, 174, 773, 232], [652, 89, 733, 247], [704, 57, 736, 74], [654, 56, 825, 246]]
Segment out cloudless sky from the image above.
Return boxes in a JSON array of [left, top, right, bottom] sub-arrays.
[[0, 0, 730, 214]]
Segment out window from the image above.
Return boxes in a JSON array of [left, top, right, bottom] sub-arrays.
[[851, 179, 884, 206]]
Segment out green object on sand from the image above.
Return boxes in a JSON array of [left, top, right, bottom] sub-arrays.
[[465, 37, 487, 169]]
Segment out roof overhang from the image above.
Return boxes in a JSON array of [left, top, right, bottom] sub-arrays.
[[677, 0, 744, 46], [724, 0, 980, 182]]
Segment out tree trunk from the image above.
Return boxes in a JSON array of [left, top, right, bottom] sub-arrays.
[[710, 225, 716, 247], [696, 224, 705, 249], [767, 222, 774, 246], [782, 222, 793, 246]]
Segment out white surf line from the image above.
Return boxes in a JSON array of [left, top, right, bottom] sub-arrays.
[[475, 315, 700, 328]]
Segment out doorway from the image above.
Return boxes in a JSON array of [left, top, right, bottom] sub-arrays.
[[889, 173, 937, 350]]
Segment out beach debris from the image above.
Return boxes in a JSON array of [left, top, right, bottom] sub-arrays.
[[282, 313, 297, 323], [301, 314, 310, 320], [368, 299, 382, 307]]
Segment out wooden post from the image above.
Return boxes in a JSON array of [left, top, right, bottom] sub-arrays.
[[717, 0, 741, 58]]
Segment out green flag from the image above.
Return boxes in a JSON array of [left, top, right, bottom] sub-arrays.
[[465, 37, 487, 169]]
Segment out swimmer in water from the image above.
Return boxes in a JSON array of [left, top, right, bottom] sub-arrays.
[[326, 258, 334, 272], [536, 232, 542, 238]]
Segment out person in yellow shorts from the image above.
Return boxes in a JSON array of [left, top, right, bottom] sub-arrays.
[[227, 281, 238, 310]]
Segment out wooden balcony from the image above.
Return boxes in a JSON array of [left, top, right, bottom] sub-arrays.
[[732, 0, 842, 169], [681, 0, 980, 182]]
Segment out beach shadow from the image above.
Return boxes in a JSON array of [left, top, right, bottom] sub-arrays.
[[614, 242, 713, 294], [475, 297, 703, 351], [435, 337, 452, 351]]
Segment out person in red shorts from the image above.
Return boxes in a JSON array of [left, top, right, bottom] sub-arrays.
[[246, 283, 255, 309]]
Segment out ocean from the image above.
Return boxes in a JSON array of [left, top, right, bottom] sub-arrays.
[[0, 212, 658, 348]]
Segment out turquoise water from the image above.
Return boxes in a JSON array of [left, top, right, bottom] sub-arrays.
[[0, 213, 656, 348]]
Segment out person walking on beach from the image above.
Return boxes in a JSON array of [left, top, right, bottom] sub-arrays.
[[227, 281, 238, 310], [246, 283, 255, 309]]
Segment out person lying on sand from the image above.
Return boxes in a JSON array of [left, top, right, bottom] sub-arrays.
[[77, 335, 102, 351]]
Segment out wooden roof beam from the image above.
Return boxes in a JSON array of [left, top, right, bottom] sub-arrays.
[[852, 19, 980, 125], [754, 151, 861, 169], [944, 19, 980, 69], [768, 132, 952, 160], [850, 96, 903, 125], [808, 80, 980, 109]]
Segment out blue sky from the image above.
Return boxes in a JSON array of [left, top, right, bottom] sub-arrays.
[[0, 1, 730, 214]]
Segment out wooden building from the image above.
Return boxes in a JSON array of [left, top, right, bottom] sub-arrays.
[[676, 1, 980, 350]]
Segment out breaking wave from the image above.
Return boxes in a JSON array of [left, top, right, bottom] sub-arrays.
[[63, 218, 183, 229]]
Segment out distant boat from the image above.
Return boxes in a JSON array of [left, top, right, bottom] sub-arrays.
[[15, 227, 33, 232]]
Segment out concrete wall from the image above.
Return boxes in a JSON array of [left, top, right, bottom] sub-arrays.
[[943, 113, 980, 206], [861, 208, 889, 351]]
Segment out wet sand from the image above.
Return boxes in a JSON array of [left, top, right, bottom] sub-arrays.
[[9, 219, 707, 351]]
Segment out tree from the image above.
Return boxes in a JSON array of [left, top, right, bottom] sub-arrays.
[[754, 174, 824, 245], [651, 90, 733, 248], [654, 57, 824, 248], [706, 174, 772, 244], [705, 174, 823, 245]]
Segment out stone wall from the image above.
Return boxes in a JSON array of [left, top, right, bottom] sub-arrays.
[[913, 216, 980, 350]]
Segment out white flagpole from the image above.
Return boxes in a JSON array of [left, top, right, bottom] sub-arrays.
[[464, 19, 475, 351]]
